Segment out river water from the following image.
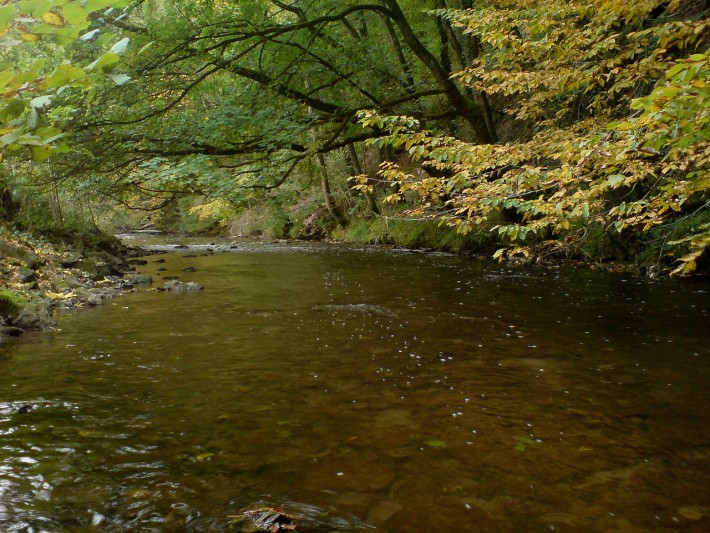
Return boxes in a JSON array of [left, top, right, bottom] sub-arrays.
[[1, 237, 708, 532]]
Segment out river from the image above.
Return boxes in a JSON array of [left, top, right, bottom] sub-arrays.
[[1, 237, 709, 532]]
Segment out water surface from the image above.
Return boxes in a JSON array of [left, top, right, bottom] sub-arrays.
[[1, 239, 709, 531]]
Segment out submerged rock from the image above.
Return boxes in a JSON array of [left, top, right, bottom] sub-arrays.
[[0, 325, 23, 337], [163, 280, 204, 292], [124, 273, 153, 285]]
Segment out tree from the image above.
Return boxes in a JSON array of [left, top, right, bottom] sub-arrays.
[[0, 0, 136, 220], [42, 0, 496, 222], [353, 0, 708, 274]]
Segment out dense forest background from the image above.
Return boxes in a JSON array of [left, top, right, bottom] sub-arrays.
[[0, 0, 708, 275]]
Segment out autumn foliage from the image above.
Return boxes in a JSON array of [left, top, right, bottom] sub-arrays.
[[354, 0, 708, 274]]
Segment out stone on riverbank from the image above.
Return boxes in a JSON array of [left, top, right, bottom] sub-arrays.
[[0, 240, 42, 269], [0, 289, 55, 333], [0, 227, 150, 341]]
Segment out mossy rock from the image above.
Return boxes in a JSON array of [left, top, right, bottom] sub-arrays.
[[295, 208, 336, 240], [0, 240, 40, 269], [0, 289, 54, 331], [37, 226, 127, 257], [0, 289, 27, 320]]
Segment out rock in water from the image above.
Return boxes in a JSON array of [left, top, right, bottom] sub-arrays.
[[234, 508, 296, 532], [163, 280, 204, 292]]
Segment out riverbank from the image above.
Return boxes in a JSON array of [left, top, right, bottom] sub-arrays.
[[223, 207, 682, 278], [0, 225, 150, 342]]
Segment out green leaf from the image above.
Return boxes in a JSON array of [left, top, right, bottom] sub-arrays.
[[62, 3, 87, 25], [424, 440, 448, 447], [0, 71, 14, 91], [30, 144, 53, 161], [607, 174, 624, 187], [0, 128, 22, 147], [666, 63, 686, 79], [514, 435, 536, 452], [36, 125, 62, 140], [18, 0, 52, 18], [0, 99, 27, 121], [85, 0, 122, 12], [42, 63, 86, 88], [79, 28, 100, 41], [50, 25, 84, 46], [137, 40, 155, 56], [109, 37, 129, 54], [30, 95, 53, 108], [0, 5, 16, 32], [107, 73, 130, 85], [94, 31, 115, 47], [15, 134, 42, 146], [87, 51, 119, 72]]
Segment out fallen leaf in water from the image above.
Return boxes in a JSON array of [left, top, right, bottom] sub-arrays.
[[196, 452, 214, 461], [678, 506, 709, 520], [424, 440, 448, 448], [514, 435, 536, 453], [78, 429, 105, 438], [128, 489, 151, 499], [230, 507, 297, 532]]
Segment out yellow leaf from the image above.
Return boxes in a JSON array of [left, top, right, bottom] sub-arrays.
[[46, 291, 75, 300], [41, 11, 64, 26], [20, 33, 40, 41]]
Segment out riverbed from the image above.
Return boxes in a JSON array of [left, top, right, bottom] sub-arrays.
[[1, 238, 708, 531]]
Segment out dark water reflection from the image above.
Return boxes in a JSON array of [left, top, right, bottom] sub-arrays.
[[1, 239, 709, 532]]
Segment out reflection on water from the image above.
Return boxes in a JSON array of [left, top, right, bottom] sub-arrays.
[[1, 238, 709, 531]]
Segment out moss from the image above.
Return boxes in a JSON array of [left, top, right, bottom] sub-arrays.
[[578, 224, 631, 262], [334, 218, 495, 253], [0, 289, 28, 320]]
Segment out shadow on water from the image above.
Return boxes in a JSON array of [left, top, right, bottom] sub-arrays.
[[1, 237, 709, 531]]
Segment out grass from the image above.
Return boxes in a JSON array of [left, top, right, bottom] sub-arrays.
[[334, 217, 495, 253]]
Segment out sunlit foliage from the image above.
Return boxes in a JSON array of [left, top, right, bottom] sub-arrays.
[[0, 0, 132, 162], [354, 0, 708, 274]]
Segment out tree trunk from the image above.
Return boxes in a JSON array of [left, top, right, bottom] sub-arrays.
[[347, 144, 380, 215], [317, 154, 347, 227], [379, 13, 416, 92], [381, 0, 493, 144], [0, 182, 17, 221]]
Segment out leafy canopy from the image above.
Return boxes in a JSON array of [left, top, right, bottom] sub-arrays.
[[0, 0, 133, 162], [354, 0, 708, 274]]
